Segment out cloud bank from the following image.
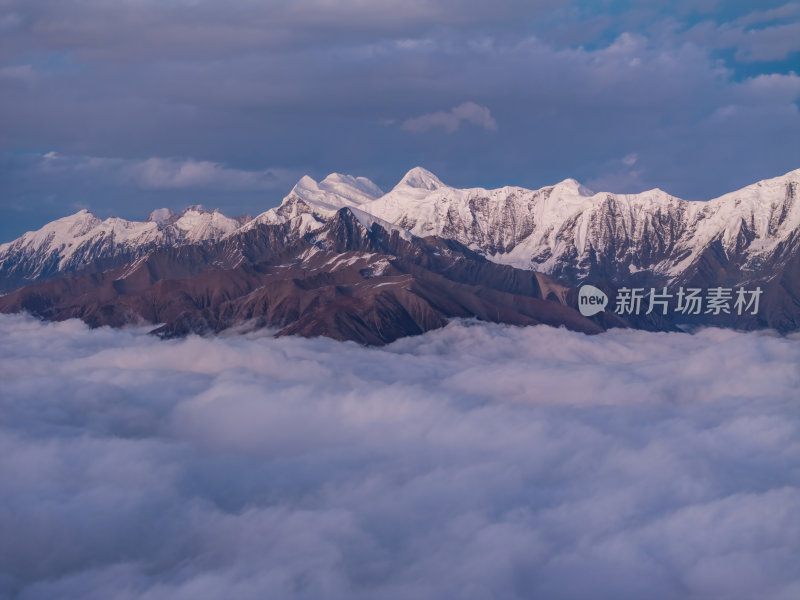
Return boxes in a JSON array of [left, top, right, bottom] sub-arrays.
[[1, 315, 799, 599], [37, 152, 297, 192], [402, 102, 498, 133]]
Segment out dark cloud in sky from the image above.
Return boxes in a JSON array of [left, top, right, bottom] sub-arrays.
[[1, 315, 799, 599], [402, 101, 498, 133], [0, 0, 799, 240]]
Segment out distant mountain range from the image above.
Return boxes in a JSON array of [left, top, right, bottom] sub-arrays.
[[1, 167, 798, 342]]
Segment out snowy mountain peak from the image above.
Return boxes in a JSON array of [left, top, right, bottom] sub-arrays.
[[40, 209, 102, 240], [552, 178, 593, 197], [395, 167, 445, 191], [640, 188, 676, 201], [242, 172, 386, 237], [286, 172, 383, 211], [0, 202, 248, 289], [319, 172, 354, 186], [171, 207, 241, 241], [292, 175, 318, 194], [320, 173, 384, 199]]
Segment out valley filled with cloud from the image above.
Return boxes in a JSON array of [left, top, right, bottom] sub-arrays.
[[1, 315, 798, 600]]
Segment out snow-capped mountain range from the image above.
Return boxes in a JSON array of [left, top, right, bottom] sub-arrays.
[[0, 206, 249, 290], [267, 166, 800, 289], [4, 165, 797, 292], [2, 166, 799, 339]]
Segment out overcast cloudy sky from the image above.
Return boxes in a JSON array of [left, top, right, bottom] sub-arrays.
[[1, 0, 799, 240]]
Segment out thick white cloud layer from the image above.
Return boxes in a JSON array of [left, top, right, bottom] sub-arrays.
[[1, 314, 799, 599]]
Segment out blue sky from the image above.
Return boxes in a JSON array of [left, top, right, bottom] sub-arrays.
[[1, 0, 799, 240]]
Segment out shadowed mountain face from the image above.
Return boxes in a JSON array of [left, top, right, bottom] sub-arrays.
[[0, 209, 611, 344]]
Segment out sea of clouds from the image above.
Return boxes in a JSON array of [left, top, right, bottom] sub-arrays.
[[1, 314, 799, 600]]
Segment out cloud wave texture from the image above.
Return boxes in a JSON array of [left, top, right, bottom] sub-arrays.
[[1, 315, 799, 599]]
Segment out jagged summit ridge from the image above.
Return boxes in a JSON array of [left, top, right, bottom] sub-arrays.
[[1, 167, 799, 296], [359, 167, 800, 286], [0, 205, 244, 288]]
